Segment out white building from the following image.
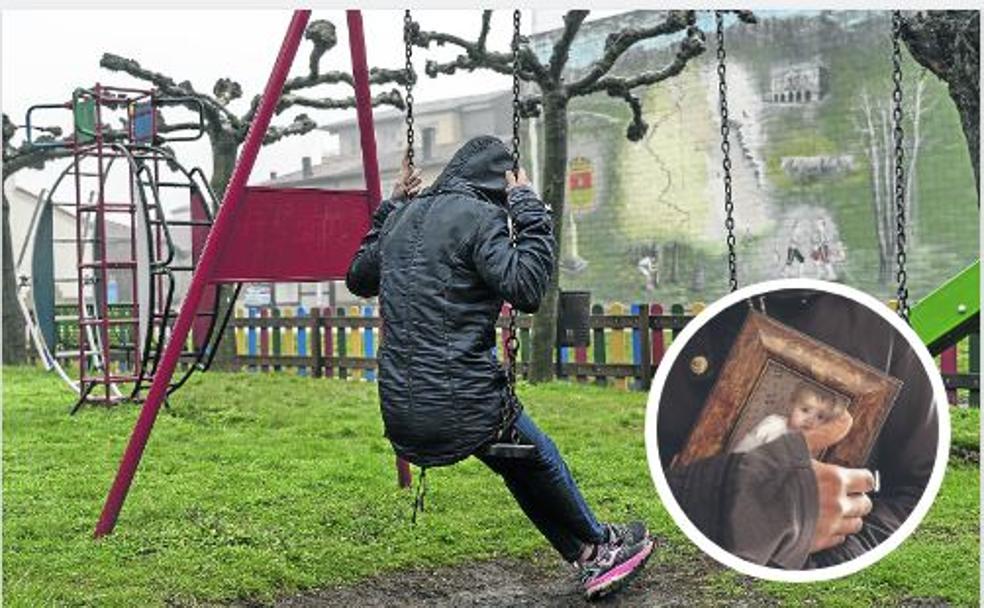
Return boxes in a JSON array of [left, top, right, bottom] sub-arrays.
[[768, 61, 829, 104]]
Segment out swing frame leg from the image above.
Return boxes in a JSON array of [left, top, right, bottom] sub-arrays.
[[93, 10, 312, 538]]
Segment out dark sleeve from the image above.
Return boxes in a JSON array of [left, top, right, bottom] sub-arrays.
[[345, 198, 399, 298], [472, 186, 555, 313], [668, 433, 818, 570], [721, 433, 817, 569]]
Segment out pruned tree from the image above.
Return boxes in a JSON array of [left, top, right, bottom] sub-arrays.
[[100, 18, 409, 204], [899, 10, 979, 201], [98, 18, 408, 367], [4, 18, 408, 366], [855, 74, 931, 284], [410, 10, 756, 382]]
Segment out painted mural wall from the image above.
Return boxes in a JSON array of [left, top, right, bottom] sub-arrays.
[[534, 11, 978, 304]]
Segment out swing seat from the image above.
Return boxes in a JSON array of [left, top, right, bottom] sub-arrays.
[[478, 442, 537, 459]]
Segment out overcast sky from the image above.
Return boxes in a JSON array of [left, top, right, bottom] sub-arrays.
[[2, 9, 625, 196]]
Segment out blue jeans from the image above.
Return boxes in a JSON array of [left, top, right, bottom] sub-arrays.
[[475, 411, 607, 562]]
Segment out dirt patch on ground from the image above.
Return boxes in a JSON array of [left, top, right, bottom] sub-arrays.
[[242, 541, 774, 608]]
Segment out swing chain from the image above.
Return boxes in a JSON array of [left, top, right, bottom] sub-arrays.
[[506, 7, 522, 390], [715, 11, 738, 293], [404, 9, 416, 171], [502, 8, 523, 446], [510, 9, 522, 175], [891, 10, 910, 322]]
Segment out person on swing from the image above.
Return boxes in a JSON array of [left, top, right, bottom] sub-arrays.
[[346, 135, 655, 600]]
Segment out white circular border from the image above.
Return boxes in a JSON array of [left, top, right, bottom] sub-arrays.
[[645, 278, 951, 583]]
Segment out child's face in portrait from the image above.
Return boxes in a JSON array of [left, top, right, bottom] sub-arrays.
[[787, 386, 838, 431]]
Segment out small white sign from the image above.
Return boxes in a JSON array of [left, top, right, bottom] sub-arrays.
[[242, 283, 272, 307]]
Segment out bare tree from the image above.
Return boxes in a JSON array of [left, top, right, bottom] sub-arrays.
[[899, 10, 979, 201], [100, 19, 408, 205], [855, 74, 930, 284], [4, 18, 407, 366], [410, 10, 756, 381], [98, 18, 408, 367]]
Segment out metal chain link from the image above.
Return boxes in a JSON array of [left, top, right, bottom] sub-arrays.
[[715, 11, 738, 293], [891, 10, 910, 322], [510, 9, 522, 175], [505, 8, 521, 387], [503, 9, 523, 445], [403, 10, 416, 171]]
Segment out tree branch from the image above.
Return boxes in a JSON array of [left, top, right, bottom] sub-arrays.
[[276, 89, 405, 114], [577, 24, 707, 96], [413, 10, 549, 84], [100, 53, 242, 131], [568, 11, 695, 95], [548, 11, 589, 80], [476, 10, 493, 50], [607, 87, 647, 142], [262, 113, 318, 145], [3, 140, 74, 177], [305, 19, 338, 77], [282, 67, 411, 95]]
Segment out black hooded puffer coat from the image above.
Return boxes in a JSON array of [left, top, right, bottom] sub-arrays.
[[346, 136, 555, 467]]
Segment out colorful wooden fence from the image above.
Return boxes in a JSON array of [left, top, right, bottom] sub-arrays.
[[42, 301, 979, 407], [228, 303, 980, 407]]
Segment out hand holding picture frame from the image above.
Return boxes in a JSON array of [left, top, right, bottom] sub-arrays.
[[672, 311, 902, 469]]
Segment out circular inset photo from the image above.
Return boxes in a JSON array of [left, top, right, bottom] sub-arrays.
[[645, 279, 950, 582]]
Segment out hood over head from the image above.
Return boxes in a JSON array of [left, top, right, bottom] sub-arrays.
[[429, 135, 513, 207]]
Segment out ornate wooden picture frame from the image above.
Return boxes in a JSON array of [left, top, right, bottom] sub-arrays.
[[672, 311, 902, 469]]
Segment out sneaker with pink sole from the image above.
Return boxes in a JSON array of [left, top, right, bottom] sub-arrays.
[[578, 521, 655, 600]]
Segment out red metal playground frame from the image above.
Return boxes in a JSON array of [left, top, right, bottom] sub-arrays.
[[94, 10, 401, 537]]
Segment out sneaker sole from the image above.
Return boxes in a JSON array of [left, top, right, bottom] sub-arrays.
[[584, 539, 655, 601]]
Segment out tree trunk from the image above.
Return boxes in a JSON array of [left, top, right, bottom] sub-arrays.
[[209, 134, 238, 210], [2, 192, 27, 364], [528, 92, 568, 383], [208, 135, 240, 370], [900, 10, 979, 202]]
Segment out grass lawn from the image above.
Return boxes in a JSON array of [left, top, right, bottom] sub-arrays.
[[2, 366, 979, 606]]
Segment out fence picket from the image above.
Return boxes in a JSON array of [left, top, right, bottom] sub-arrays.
[[272, 308, 282, 372], [592, 303, 606, 386], [650, 303, 665, 371], [349, 305, 363, 380], [608, 302, 627, 390], [235, 307, 246, 361], [970, 333, 980, 408], [323, 307, 333, 379], [297, 306, 308, 376], [670, 303, 685, 340], [363, 305, 376, 381], [337, 307, 348, 380], [941, 345, 957, 404]]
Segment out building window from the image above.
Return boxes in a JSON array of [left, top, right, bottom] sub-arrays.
[[805, 90, 811, 102], [422, 127, 436, 160]]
